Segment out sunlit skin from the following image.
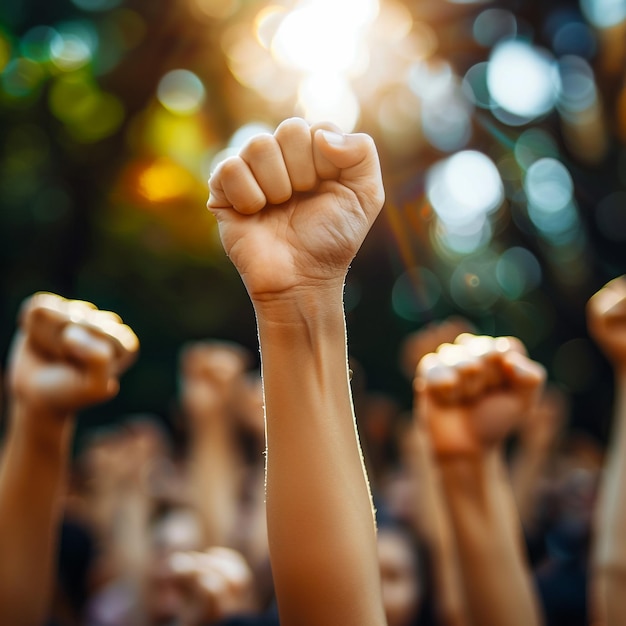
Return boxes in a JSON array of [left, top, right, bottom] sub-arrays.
[[0, 292, 138, 626], [416, 333, 545, 626], [587, 276, 626, 626], [208, 116, 386, 626]]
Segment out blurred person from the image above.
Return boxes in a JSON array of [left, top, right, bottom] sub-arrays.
[[178, 339, 253, 550], [0, 292, 138, 626], [415, 333, 546, 626], [178, 343, 272, 606], [207, 116, 387, 624], [78, 417, 182, 626], [587, 276, 626, 626]]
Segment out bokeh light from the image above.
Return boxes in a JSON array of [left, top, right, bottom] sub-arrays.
[[426, 151, 504, 227], [487, 40, 559, 124], [495, 247, 542, 299], [525, 158, 574, 213], [157, 70, 206, 116], [49, 21, 96, 71], [473, 8, 517, 47], [580, 0, 626, 29], [392, 267, 442, 322]]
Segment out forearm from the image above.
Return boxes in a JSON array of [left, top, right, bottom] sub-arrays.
[[187, 425, 241, 547], [592, 370, 626, 624], [438, 451, 542, 626], [407, 427, 468, 626], [0, 404, 74, 626], [510, 445, 550, 530], [254, 285, 385, 626]]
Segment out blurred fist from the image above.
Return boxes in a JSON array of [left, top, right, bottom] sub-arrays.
[[168, 547, 257, 626], [586, 276, 626, 366], [7, 292, 138, 418], [179, 341, 251, 426], [415, 334, 546, 458], [207, 117, 385, 300]]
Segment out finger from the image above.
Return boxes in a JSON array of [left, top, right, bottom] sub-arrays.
[[456, 335, 506, 389], [84, 311, 139, 374], [589, 280, 626, 322], [417, 353, 460, 405], [208, 157, 266, 215], [61, 324, 118, 401], [313, 127, 385, 223], [239, 133, 292, 205], [275, 117, 317, 192], [21, 295, 69, 360], [502, 351, 546, 395], [310, 121, 342, 181], [455, 355, 485, 401], [494, 335, 527, 356]]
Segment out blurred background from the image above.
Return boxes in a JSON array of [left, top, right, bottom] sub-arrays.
[[0, 0, 625, 446]]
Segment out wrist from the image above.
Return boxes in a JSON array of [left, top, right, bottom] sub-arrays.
[[252, 281, 345, 328], [7, 399, 75, 454]]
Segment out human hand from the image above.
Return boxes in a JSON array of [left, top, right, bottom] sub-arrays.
[[207, 117, 385, 302], [587, 276, 626, 368], [7, 292, 138, 420], [415, 334, 546, 458], [179, 341, 250, 426], [167, 547, 257, 626]]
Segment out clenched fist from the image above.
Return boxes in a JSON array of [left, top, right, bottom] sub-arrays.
[[208, 117, 385, 302], [7, 292, 139, 419], [416, 334, 546, 458]]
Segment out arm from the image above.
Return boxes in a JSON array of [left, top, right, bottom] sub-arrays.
[[587, 276, 626, 626], [416, 334, 545, 626], [0, 293, 138, 626], [208, 117, 387, 626], [179, 341, 250, 548], [509, 385, 568, 530], [401, 320, 475, 626], [405, 421, 468, 626]]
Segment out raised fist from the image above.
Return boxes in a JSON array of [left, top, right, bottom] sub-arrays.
[[7, 292, 138, 418], [207, 117, 385, 301], [586, 275, 626, 366], [415, 334, 545, 458], [179, 341, 251, 425]]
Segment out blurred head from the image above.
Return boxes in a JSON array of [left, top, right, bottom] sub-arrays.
[[377, 524, 423, 626]]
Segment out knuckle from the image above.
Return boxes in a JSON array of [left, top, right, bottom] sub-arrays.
[[241, 133, 277, 161]]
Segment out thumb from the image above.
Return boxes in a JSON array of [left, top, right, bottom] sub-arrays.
[[313, 128, 385, 222]]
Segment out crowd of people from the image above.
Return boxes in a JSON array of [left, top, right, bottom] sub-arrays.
[[0, 118, 623, 626]]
